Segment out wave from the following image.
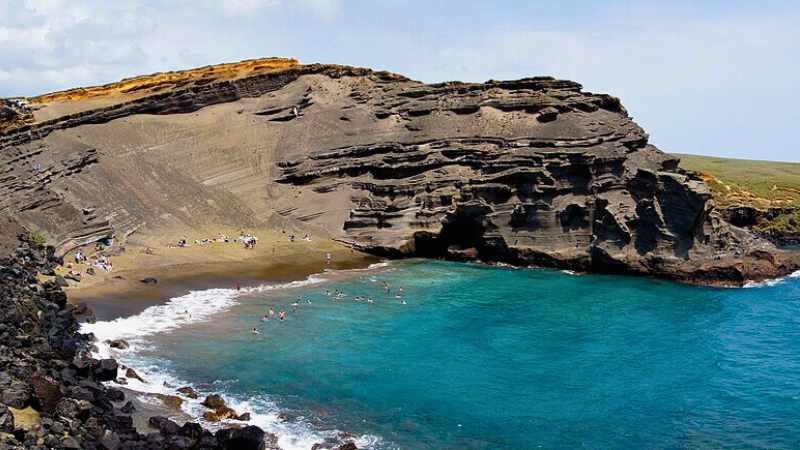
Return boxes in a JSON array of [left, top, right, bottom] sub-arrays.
[[743, 270, 800, 289], [80, 262, 392, 449]]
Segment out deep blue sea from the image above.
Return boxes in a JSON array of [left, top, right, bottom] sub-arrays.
[[85, 259, 800, 449]]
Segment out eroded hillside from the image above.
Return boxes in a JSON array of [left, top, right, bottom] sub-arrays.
[[1, 58, 798, 285]]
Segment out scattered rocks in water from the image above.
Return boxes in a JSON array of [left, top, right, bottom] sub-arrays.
[[202, 394, 227, 410], [107, 339, 129, 350], [66, 301, 92, 316], [125, 367, 145, 383], [236, 412, 251, 421], [140, 277, 157, 284], [106, 387, 125, 402], [177, 386, 198, 399], [277, 411, 296, 423], [120, 401, 135, 414], [148, 393, 184, 409]]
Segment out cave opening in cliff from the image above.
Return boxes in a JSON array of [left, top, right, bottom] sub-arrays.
[[413, 211, 493, 261]]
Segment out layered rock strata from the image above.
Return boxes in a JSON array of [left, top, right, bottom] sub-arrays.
[[1, 58, 797, 285]]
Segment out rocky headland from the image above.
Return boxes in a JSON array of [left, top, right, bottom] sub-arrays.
[[1, 57, 798, 286]]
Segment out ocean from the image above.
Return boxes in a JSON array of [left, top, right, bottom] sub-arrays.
[[83, 259, 800, 449]]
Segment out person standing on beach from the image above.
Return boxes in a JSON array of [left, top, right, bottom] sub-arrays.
[[236, 284, 241, 291], [327, 253, 331, 264]]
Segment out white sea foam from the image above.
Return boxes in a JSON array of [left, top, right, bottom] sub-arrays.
[[743, 270, 800, 289], [80, 262, 392, 449]]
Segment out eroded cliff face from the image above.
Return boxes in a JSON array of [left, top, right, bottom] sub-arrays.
[[1, 58, 797, 285]]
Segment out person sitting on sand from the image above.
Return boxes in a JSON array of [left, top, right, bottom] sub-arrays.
[[252, 328, 259, 335]]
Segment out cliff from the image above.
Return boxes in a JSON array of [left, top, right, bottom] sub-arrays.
[[1, 57, 798, 286]]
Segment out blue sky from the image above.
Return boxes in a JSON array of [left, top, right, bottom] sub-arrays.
[[1, 0, 798, 162]]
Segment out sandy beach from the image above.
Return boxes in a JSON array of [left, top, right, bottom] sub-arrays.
[[55, 228, 379, 319]]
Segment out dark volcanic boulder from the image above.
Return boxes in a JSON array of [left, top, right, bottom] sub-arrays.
[[1, 383, 31, 409], [216, 425, 266, 450], [92, 359, 118, 381], [140, 277, 157, 284], [0, 405, 14, 432], [30, 374, 63, 413]]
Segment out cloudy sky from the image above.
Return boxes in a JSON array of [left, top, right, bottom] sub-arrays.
[[1, 0, 798, 162]]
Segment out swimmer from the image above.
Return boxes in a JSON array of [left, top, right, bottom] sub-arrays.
[[401, 300, 407, 305], [326, 290, 331, 296], [251, 328, 259, 335], [306, 299, 311, 304], [269, 307, 275, 316], [368, 298, 373, 304], [261, 315, 269, 322], [399, 286, 403, 292], [293, 305, 298, 313], [236, 283, 241, 291], [396, 294, 401, 299]]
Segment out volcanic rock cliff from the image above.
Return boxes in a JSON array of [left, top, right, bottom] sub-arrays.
[[1, 57, 798, 285]]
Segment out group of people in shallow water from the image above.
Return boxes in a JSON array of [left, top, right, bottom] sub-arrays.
[[249, 280, 408, 335]]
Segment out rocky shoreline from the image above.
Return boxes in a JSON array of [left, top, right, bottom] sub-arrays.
[[0, 236, 357, 449]]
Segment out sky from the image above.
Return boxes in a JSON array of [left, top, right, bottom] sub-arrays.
[[0, 0, 798, 162]]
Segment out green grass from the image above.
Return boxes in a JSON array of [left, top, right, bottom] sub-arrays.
[[675, 153, 800, 209], [675, 154, 800, 234]]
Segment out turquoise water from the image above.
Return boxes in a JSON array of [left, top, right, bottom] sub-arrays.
[[125, 260, 800, 448]]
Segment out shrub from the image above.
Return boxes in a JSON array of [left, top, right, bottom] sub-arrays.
[[28, 232, 47, 247]]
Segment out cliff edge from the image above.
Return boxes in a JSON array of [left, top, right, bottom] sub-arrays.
[[1, 57, 797, 286]]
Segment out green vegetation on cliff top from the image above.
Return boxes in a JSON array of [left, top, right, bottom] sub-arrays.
[[675, 154, 800, 233]]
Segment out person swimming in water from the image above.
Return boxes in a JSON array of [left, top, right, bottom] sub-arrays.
[[306, 299, 311, 304], [401, 300, 407, 305], [279, 310, 286, 321], [236, 284, 241, 291], [396, 294, 401, 299], [251, 328, 259, 335], [269, 307, 275, 316], [293, 305, 298, 313], [368, 298, 373, 304], [261, 315, 269, 322], [326, 290, 331, 296]]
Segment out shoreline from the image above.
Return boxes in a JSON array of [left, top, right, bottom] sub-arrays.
[[80, 257, 392, 449]]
